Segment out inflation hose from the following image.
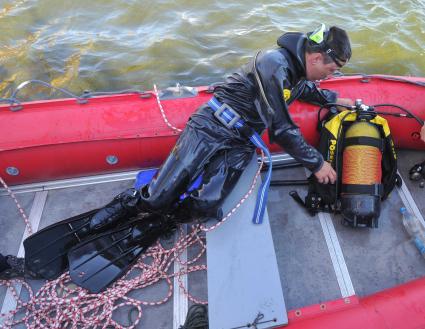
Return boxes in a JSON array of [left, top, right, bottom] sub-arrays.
[[320, 102, 424, 126]]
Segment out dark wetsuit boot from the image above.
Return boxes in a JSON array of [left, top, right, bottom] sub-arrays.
[[89, 188, 144, 231], [0, 253, 9, 272], [0, 253, 27, 279]]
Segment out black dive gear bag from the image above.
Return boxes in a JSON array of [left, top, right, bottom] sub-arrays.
[[294, 105, 398, 228]]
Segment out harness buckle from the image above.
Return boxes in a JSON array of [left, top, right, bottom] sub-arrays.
[[214, 103, 241, 129]]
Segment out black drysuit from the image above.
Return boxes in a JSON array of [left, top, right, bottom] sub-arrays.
[[140, 32, 338, 221]]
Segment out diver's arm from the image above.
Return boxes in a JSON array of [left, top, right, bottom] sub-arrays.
[[255, 52, 328, 174], [272, 126, 324, 173], [297, 80, 338, 105], [297, 80, 354, 110]]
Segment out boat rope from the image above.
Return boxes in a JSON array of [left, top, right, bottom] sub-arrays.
[[0, 226, 206, 328], [0, 176, 33, 235], [153, 84, 183, 132], [0, 84, 264, 328]]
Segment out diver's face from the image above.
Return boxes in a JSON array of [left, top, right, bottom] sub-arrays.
[[306, 53, 345, 80]]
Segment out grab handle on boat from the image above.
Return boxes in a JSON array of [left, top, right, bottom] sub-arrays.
[[3, 80, 153, 111], [80, 89, 151, 99], [9, 80, 89, 110]]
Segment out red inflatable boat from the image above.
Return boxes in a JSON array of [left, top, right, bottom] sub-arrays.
[[0, 74, 424, 186], [1, 75, 425, 329]]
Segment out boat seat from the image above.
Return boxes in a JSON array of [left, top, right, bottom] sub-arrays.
[[206, 154, 288, 328]]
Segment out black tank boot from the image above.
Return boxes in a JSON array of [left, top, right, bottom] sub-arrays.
[[89, 188, 144, 231]]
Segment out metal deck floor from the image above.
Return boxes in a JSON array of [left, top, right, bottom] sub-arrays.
[[1, 149, 424, 328]]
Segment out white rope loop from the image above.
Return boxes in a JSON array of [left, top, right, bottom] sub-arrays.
[[153, 84, 183, 133]]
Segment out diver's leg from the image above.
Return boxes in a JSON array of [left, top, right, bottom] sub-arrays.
[[139, 123, 224, 212], [172, 145, 256, 223], [91, 116, 224, 227], [90, 103, 247, 224]]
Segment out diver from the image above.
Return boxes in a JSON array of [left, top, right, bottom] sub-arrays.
[[1, 24, 353, 289], [107, 24, 353, 223]]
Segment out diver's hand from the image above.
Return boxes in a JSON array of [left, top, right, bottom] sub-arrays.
[[336, 97, 354, 111], [314, 161, 337, 184], [421, 124, 425, 143]]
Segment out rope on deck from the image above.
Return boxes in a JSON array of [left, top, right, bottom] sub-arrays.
[[0, 176, 32, 235]]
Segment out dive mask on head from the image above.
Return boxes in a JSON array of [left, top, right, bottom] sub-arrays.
[[308, 23, 346, 68], [309, 23, 327, 44]]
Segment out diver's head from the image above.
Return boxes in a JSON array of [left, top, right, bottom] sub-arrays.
[[305, 24, 351, 80]]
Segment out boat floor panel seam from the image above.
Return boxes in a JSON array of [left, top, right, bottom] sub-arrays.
[[173, 224, 188, 329], [0, 191, 48, 322], [304, 168, 355, 298], [319, 212, 355, 297]]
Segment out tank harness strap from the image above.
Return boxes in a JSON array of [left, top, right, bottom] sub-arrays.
[[343, 137, 384, 151], [341, 184, 383, 196], [207, 96, 272, 224]]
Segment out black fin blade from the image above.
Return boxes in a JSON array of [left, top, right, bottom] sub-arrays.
[[68, 223, 151, 293], [24, 209, 98, 279]]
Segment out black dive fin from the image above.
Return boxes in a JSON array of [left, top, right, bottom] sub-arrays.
[[24, 188, 143, 280], [24, 209, 99, 279], [68, 216, 172, 293]]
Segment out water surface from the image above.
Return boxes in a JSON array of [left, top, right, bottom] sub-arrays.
[[0, 0, 424, 98]]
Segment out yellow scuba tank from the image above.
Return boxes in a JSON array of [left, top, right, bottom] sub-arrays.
[[340, 121, 383, 228]]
